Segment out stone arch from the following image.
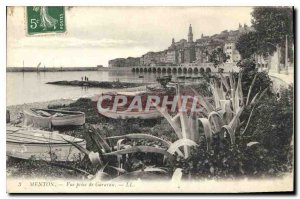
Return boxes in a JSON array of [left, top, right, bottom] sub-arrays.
[[172, 68, 177, 73], [140, 68, 144, 72], [153, 68, 157, 73], [148, 68, 152, 72], [132, 68, 136, 72], [136, 68, 140, 72], [144, 68, 147, 72], [206, 67, 211, 73], [200, 68, 205, 74], [194, 68, 199, 74], [167, 68, 172, 73], [162, 68, 167, 73], [188, 68, 193, 73], [178, 68, 182, 73], [157, 68, 162, 73], [183, 68, 187, 73]]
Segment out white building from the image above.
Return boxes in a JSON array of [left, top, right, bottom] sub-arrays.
[[224, 42, 241, 63]]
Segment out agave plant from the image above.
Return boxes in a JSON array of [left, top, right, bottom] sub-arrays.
[[63, 72, 268, 181], [63, 124, 188, 180], [152, 71, 268, 157]]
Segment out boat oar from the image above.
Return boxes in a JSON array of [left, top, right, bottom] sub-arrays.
[[62, 137, 90, 156]]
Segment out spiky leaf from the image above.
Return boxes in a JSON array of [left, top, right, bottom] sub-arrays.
[[167, 139, 198, 156], [103, 146, 174, 161], [106, 134, 171, 147], [198, 118, 213, 150]]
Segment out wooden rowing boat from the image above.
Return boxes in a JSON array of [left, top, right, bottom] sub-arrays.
[[6, 126, 86, 162], [24, 108, 85, 128], [95, 89, 204, 119], [95, 91, 163, 119]]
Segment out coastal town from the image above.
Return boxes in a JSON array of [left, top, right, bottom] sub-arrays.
[[109, 23, 293, 76], [6, 6, 294, 193], [109, 24, 252, 67]]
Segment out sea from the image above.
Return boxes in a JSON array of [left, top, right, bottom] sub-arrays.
[[6, 70, 205, 106]]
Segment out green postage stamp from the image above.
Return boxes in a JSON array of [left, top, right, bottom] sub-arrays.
[[26, 6, 66, 35]]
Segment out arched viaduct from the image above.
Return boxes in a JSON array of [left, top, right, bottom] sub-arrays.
[[131, 63, 240, 74]]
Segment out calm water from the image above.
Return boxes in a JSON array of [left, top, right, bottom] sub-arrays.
[[6, 70, 151, 106], [7, 70, 207, 106]]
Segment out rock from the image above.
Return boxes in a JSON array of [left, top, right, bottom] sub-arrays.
[[46, 80, 145, 89]]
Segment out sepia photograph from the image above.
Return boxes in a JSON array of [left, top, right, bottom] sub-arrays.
[[5, 5, 294, 193]]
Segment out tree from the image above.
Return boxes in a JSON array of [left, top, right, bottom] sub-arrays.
[[208, 47, 229, 68], [251, 7, 294, 55], [236, 32, 258, 59], [236, 7, 294, 70], [236, 58, 272, 100]]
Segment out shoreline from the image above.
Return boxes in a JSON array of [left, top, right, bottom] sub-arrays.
[[6, 98, 75, 122], [6, 84, 156, 121]]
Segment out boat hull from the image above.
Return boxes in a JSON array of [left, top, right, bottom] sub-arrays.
[[24, 110, 52, 129], [95, 91, 164, 119], [51, 114, 85, 126], [6, 126, 86, 162], [6, 142, 86, 162], [24, 109, 85, 128]]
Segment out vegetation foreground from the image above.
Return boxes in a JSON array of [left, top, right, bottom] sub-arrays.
[[7, 63, 294, 181]]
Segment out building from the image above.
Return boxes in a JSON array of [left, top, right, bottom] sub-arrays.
[[166, 49, 177, 64], [195, 47, 207, 63], [108, 23, 254, 67], [224, 42, 241, 63]]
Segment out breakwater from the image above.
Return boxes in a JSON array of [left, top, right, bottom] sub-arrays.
[[46, 80, 147, 89], [7, 67, 99, 72]]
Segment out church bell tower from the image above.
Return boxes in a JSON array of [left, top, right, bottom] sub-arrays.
[[188, 24, 193, 43]]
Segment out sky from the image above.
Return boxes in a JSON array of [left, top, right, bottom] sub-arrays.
[[7, 6, 253, 67]]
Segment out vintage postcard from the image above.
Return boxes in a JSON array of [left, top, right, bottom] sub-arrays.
[[6, 6, 294, 193]]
